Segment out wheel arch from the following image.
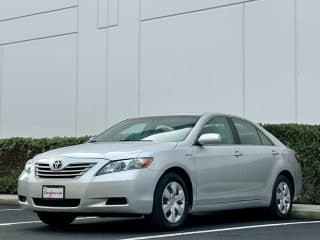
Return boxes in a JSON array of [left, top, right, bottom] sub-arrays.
[[155, 167, 194, 208], [278, 170, 295, 196]]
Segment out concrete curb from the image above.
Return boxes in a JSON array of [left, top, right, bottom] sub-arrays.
[[0, 195, 18, 205], [292, 204, 320, 220], [0, 195, 319, 219]]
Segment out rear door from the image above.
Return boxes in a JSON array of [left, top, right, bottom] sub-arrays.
[[230, 117, 279, 200]]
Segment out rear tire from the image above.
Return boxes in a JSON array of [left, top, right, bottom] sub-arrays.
[[37, 212, 76, 226], [146, 173, 189, 229], [269, 175, 293, 219]]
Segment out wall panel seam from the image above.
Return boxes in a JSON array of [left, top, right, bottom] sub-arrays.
[[294, 0, 298, 123], [0, 32, 78, 46], [137, 0, 142, 116], [75, 0, 80, 136], [96, 0, 100, 29], [116, 0, 120, 26], [0, 5, 78, 22], [105, 0, 110, 125], [140, 0, 260, 22], [242, 3, 246, 117], [97, 0, 119, 29], [97, 24, 119, 30]]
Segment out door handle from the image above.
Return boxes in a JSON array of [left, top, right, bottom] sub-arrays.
[[234, 151, 243, 157], [272, 150, 280, 156]]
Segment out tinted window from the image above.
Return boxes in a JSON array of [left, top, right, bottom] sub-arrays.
[[257, 130, 274, 146], [92, 116, 200, 143], [200, 117, 234, 144], [232, 118, 261, 145]]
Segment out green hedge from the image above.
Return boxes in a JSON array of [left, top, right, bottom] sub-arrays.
[[0, 125, 319, 203], [263, 124, 320, 203], [0, 137, 90, 194]]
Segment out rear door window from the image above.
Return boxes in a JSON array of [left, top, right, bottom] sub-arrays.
[[232, 118, 261, 145]]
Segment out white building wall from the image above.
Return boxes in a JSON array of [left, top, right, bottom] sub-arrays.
[[297, 0, 320, 124], [140, 4, 244, 116], [244, 0, 296, 123], [0, 0, 319, 138]]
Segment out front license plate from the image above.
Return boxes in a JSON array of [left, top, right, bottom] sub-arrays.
[[42, 186, 65, 199]]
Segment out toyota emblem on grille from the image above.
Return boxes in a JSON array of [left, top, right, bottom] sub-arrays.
[[52, 160, 63, 170]]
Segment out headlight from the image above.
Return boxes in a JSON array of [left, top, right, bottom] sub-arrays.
[[96, 157, 153, 176], [24, 159, 33, 174]]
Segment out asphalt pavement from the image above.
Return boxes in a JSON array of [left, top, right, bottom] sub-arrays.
[[0, 204, 319, 240]]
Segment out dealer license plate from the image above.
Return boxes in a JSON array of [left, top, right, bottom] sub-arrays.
[[42, 186, 65, 199]]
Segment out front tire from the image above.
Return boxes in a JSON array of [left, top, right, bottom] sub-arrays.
[[37, 212, 76, 226], [269, 175, 293, 219], [147, 173, 189, 229]]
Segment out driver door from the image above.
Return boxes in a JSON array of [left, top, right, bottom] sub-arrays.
[[193, 116, 248, 204]]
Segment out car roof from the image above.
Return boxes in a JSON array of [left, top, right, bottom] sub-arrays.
[[127, 114, 202, 120], [128, 113, 245, 120]]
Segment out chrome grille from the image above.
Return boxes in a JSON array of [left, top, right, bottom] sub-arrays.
[[35, 162, 96, 178]]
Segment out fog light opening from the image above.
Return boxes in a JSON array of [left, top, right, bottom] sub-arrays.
[[105, 198, 128, 205], [18, 195, 27, 202]]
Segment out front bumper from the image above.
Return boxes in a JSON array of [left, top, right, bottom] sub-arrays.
[[18, 161, 159, 215]]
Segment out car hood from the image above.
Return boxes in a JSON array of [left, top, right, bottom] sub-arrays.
[[35, 141, 178, 161]]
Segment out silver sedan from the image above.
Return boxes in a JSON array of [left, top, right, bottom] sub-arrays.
[[18, 113, 303, 229]]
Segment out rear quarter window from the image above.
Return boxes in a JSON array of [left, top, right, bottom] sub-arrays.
[[257, 129, 274, 146]]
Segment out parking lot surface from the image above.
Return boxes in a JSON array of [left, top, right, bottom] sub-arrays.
[[0, 204, 319, 240]]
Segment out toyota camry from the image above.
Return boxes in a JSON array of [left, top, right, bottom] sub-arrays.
[[18, 113, 302, 229]]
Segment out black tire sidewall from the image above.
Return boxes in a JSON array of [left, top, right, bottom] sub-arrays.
[[150, 173, 189, 229], [270, 175, 293, 219]]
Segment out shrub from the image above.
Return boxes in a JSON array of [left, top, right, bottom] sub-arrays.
[[0, 137, 90, 194], [264, 124, 320, 203]]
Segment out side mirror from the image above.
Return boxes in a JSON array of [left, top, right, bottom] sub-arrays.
[[198, 133, 222, 145], [88, 136, 95, 142]]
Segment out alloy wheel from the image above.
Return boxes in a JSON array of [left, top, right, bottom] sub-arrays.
[[276, 182, 291, 215], [161, 181, 186, 224]]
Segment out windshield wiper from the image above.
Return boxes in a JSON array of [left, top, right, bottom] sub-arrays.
[[89, 139, 152, 143], [119, 139, 152, 142]]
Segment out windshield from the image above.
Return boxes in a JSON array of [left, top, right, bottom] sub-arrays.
[[91, 116, 200, 143]]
